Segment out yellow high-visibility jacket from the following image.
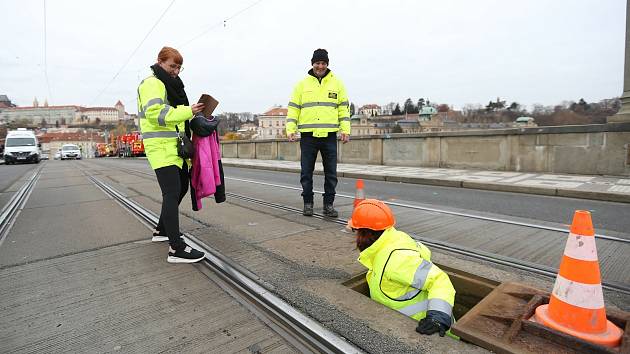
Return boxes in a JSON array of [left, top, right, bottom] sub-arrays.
[[286, 70, 350, 138], [137, 74, 192, 170], [358, 227, 455, 322]]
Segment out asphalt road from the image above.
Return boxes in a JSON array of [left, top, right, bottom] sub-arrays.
[[0, 162, 39, 191], [0, 162, 40, 209], [224, 166, 630, 235]]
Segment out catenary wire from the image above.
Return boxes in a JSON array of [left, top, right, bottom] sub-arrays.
[[179, 0, 265, 48], [90, 0, 176, 106]]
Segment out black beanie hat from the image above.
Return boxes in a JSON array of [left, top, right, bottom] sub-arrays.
[[311, 48, 329, 64]]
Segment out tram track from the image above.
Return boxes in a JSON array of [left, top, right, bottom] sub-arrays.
[[224, 192, 630, 295], [97, 160, 630, 244], [224, 177, 629, 244], [82, 159, 630, 296], [81, 165, 363, 354], [0, 166, 43, 248]]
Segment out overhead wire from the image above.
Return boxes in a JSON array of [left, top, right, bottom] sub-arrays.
[[91, 0, 264, 110], [179, 0, 265, 48], [90, 0, 176, 106]]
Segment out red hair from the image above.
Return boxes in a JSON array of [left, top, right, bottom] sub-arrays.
[[157, 46, 183, 65]]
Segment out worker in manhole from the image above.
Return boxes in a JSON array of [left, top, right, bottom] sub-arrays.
[[350, 199, 456, 337]]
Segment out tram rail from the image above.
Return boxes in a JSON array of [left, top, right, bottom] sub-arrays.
[[0, 167, 42, 248], [82, 160, 630, 296], [85, 171, 363, 354]]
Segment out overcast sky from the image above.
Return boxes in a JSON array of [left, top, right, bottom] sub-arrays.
[[1, 0, 626, 114]]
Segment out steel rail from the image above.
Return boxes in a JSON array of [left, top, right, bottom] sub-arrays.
[[87, 174, 363, 354], [225, 193, 630, 296], [0, 167, 42, 248], [225, 177, 629, 244], [100, 164, 628, 243], [85, 161, 630, 294]]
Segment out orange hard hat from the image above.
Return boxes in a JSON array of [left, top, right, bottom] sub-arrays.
[[348, 199, 395, 231]]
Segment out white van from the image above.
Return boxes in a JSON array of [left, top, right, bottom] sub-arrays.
[[3, 128, 41, 164]]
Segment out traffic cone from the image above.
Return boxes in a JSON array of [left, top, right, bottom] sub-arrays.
[[354, 179, 366, 209], [532, 210, 623, 348]]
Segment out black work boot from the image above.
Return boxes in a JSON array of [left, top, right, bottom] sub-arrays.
[[303, 202, 314, 216], [323, 204, 338, 218]]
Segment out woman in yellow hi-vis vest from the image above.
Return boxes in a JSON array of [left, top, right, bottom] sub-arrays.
[[349, 199, 456, 337], [136, 46, 205, 263]]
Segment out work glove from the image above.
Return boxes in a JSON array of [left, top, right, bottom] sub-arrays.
[[415, 310, 451, 337], [190, 113, 220, 137]]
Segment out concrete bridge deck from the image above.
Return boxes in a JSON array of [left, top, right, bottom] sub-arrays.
[[1, 159, 628, 353]]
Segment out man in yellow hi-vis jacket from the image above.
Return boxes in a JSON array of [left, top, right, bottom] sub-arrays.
[[286, 49, 351, 217], [350, 199, 456, 337]]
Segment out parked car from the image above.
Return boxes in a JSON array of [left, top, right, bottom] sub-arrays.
[[60, 144, 82, 160], [54, 151, 61, 160], [3, 128, 41, 164], [40, 153, 49, 160]]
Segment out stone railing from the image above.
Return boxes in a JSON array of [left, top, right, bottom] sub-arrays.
[[220, 123, 630, 176]]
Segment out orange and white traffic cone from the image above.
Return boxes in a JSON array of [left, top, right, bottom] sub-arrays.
[[532, 210, 623, 348], [354, 179, 366, 209]]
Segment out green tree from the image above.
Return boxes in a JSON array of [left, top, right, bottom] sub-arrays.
[[350, 102, 356, 116], [404, 98, 417, 114], [392, 103, 402, 115], [417, 98, 425, 111], [508, 102, 520, 111]]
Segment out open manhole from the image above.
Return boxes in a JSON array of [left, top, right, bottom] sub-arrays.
[[342, 263, 499, 320]]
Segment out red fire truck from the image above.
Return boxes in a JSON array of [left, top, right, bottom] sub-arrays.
[[116, 131, 144, 157]]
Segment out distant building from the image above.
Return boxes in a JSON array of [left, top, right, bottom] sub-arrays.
[[515, 116, 537, 127], [239, 122, 258, 132], [0, 99, 129, 126], [1, 105, 80, 126], [428, 110, 463, 131], [350, 114, 391, 136], [39, 130, 106, 157], [257, 106, 287, 139], [396, 118, 422, 133], [418, 106, 437, 121], [358, 104, 381, 117], [0, 95, 15, 108]]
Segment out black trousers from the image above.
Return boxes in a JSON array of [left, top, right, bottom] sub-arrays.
[[154, 161, 188, 250], [299, 132, 337, 205]]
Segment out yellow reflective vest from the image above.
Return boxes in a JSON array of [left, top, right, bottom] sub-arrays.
[[286, 70, 350, 138], [358, 227, 455, 322], [137, 74, 193, 170]]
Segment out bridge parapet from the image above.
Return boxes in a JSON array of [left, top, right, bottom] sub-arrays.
[[220, 123, 630, 176]]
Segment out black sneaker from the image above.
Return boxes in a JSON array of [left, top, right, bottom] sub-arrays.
[[303, 202, 314, 216], [167, 245, 205, 263], [323, 204, 338, 218]]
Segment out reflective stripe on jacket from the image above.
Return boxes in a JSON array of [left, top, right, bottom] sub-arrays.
[[358, 227, 455, 322], [286, 70, 350, 138], [137, 75, 193, 170]]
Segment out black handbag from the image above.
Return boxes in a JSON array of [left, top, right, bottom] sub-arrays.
[[175, 125, 194, 159]]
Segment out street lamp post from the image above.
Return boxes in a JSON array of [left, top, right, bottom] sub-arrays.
[[609, 0, 630, 123]]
